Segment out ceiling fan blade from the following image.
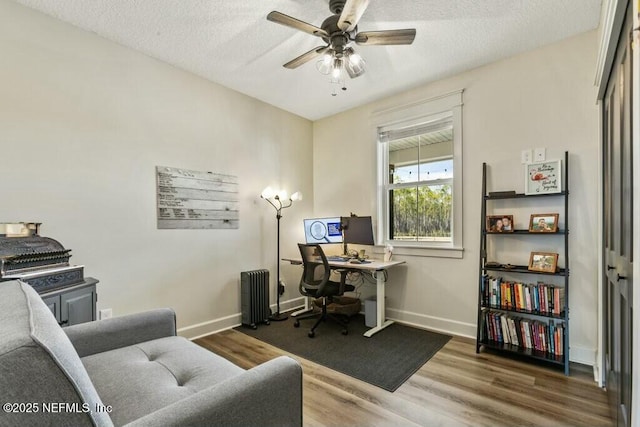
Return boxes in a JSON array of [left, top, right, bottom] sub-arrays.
[[338, 0, 371, 32], [283, 46, 328, 69], [267, 11, 328, 38], [355, 29, 417, 45]]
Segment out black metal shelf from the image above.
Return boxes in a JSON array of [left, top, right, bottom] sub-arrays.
[[484, 229, 567, 235], [481, 305, 565, 319], [476, 151, 570, 376], [478, 339, 565, 364], [485, 191, 568, 200], [482, 265, 568, 276]]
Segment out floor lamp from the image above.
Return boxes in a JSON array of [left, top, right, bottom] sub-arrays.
[[261, 187, 302, 321]]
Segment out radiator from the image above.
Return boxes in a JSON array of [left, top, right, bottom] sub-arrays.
[[240, 269, 271, 329]]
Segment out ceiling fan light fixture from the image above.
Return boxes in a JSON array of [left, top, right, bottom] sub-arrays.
[[316, 52, 333, 75], [345, 49, 365, 77], [331, 58, 343, 79], [267, 1, 416, 89]]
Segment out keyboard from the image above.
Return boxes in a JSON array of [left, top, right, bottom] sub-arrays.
[[326, 256, 349, 262]]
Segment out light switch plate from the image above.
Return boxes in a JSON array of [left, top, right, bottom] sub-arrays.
[[534, 148, 546, 161], [521, 149, 532, 164]]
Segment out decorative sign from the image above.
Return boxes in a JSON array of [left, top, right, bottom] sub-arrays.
[[156, 166, 238, 229], [524, 159, 562, 195]]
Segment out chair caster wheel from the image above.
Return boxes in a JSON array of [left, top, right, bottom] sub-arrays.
[[251, 324, 257, 330], [342, 329, 348, 335], [293, 320, 300, 328], [265, 321, 270, 326], [308, 331, 315, 338]]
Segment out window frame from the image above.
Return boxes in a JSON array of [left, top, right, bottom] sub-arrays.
[[374, 90, 463, 258]]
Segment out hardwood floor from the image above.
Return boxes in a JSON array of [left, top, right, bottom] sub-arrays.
[[195, 330, 612, 427]]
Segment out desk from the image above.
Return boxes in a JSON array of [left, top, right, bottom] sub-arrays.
[[282, 257, 405, 337]]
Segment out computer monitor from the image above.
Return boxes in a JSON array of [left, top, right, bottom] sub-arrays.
[[341, 215, 375, 245], [303, 217, 343, 244]]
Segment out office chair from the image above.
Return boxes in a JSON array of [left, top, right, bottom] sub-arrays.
[[294, 243, 354, 338]]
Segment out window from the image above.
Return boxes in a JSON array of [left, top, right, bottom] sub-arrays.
[[375, 91, 463, 257]]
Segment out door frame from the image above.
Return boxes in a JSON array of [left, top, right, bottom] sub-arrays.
[[631, 1, 639, 424], [596, 0, 638, 425]]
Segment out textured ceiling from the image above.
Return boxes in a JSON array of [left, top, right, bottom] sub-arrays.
[[11, 0, 602, 121]]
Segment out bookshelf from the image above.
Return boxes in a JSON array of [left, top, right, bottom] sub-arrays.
[[476, 151, 570, 375]]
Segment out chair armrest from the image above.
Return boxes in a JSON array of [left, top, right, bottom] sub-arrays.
[[125, 356, 302, 427], [64, 308, 176, 357]]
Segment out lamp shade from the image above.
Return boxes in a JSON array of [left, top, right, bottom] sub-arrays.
[[261, 186, 275, 199], [290, 191, 302, 201]]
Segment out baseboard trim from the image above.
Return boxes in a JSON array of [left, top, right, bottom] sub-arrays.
[[178, 296, 306, 340], [177, 313, 240, 340], [569, 345, 597, 367], [275, 297, 306, 314], [386, 307, 477, 338]]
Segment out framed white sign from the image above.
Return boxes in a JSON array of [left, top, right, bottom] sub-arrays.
[[156, 166, 239, 229], [524, 159, 561, 195]]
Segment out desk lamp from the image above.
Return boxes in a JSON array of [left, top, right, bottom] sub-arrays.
[[261, 186, 302, 321]]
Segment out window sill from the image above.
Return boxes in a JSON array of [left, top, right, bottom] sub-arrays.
[[372, 245, 464, 259]]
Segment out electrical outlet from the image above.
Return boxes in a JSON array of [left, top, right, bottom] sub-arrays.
[[521, 149, 532, 164], [534, 147, 546, 162], [99, 308, 113, 320]]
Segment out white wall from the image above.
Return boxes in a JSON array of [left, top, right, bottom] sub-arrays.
[[314, 31, 600, 365], [0, 0, 313, 337]]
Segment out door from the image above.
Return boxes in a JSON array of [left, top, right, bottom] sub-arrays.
[[61, 285, 96, 326], [603, 3, 634, 426]]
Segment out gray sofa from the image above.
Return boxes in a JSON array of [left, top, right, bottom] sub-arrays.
[[0, 280, 302, 427]]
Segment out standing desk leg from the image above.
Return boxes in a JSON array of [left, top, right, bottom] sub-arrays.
[[291, 297, 313, 317], [363, 270, 394, 337]]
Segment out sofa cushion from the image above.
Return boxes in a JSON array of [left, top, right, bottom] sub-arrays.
[[0, 281, 113, 427], [81, 336, 245, 426]]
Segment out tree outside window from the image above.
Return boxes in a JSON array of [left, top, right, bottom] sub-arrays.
[[387, 131, 453, 242]]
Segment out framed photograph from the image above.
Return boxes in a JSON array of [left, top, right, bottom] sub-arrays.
[[528, 252, 559, 273], [529, 213, 559, 233], [525, 159, 562, 195], [486, 215, 514, 232]]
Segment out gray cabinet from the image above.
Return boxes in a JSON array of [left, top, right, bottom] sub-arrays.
[[40, 277, 98, 327]]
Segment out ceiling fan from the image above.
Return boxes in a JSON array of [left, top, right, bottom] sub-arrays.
[[267, 0, 416, 83]]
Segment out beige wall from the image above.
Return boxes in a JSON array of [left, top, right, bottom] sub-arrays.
[[0, 0, 313, 337], [314, 30, 600, 364]]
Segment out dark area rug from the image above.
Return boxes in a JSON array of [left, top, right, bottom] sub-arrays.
[[235, 314, 451, 392]]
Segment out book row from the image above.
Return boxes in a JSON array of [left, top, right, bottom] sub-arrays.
[[481, 275, 565, 316], [483, 311, 564, 356]]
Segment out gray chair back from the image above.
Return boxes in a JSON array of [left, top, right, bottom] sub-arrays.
[[297, 243, 333, 298]]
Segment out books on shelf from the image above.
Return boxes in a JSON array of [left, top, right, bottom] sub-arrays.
[[483, 311, 564, 356], [481, 275, 564, 316]]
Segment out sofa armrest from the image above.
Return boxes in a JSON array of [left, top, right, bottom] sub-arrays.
[[125, 355, 303, 427], [64, 308, 176, 357]]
